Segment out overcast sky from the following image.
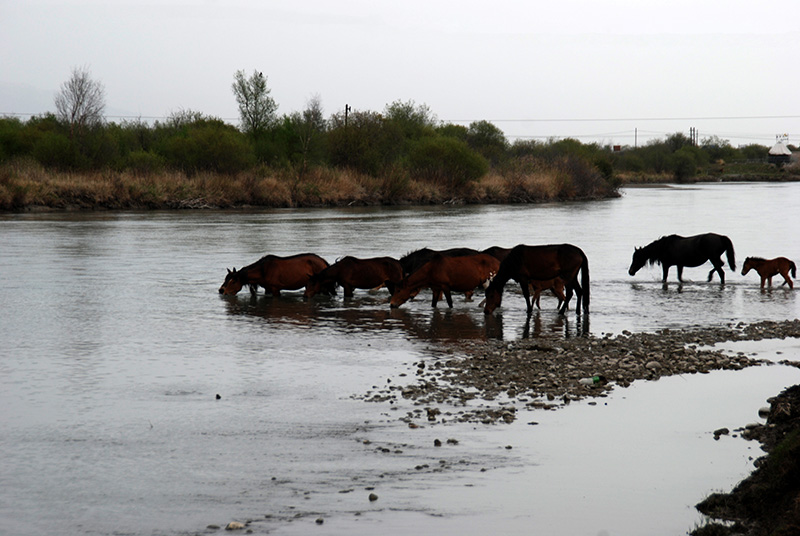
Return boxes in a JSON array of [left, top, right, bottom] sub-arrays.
[[2, 0, 799, 146]]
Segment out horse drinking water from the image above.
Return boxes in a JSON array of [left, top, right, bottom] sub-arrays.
[[304, 256, 404, 298], [483, 244, 589, 315], [628, 233, 735, 283], [390, 253, 500, 309], [741, 257, 796, 289], [219, 253, 332, 296]]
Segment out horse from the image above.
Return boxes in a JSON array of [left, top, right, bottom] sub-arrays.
[[483, 244, 590, 315], [530, 277, 566, 310], [481, 246, 512, 262], [304, 256, 404, 298], [628, 233, 735, 283], [219, 253, 333, 296], [399, 247, 481, 276], [478, 276, 565, 310], [399, 247, 482, 301], [390, 253, 500, 309], [741, 256, 796, 289]]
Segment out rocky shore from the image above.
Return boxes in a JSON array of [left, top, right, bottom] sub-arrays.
[[693, 382, 800, 535], [362, 319, 800, 426]]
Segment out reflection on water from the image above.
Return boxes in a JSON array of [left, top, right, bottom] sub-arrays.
[[220, 289, 589, 342]]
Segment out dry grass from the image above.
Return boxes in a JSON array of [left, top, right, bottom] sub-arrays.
[[0, 157, 617, 211]]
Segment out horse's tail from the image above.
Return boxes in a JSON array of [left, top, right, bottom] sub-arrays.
[[790, 260, 797, 279], [580, 250, 590, 313], [723, 236, 736, 271]]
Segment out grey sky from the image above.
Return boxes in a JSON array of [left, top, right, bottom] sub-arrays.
[[2, 0, 798, 146]]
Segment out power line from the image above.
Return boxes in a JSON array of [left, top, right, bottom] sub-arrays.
[[445, 114, 800, 123]]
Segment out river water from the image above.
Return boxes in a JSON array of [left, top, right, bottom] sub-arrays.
[[2, 183, 799, 535]]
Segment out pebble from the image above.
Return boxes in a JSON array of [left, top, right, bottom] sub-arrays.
[[225, 521, 246, 530], [364, 319, 800, 425]]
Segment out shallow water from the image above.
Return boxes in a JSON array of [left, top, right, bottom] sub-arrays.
[[1, 183, 799, 535]]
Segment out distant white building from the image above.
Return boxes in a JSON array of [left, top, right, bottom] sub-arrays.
[[768, 137, 792, 166]]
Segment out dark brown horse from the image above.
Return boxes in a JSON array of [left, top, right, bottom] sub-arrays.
[[304, 256, 404, 298], [219, 253, 332, 296], [742, 256, 796, 289], [399, 247, 480, 276], [478, 276, 565, 310], [530, 277, 566, 310], [481, 246, 512, 261], [483, 244, 589, 315], [628, 233, 735, 283], [390, 253, 500, 308]]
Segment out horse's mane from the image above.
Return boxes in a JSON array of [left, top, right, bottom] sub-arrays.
[[400, 247, 433, 260], [746, 256, 767, 262], [639, 235, 677, 266]]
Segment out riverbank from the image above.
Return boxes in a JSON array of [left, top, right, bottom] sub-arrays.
[[361, 319, 800, 534], [0, 160, 619, 211], [364, 319, 800, 425], [692, 381, 800, 536]]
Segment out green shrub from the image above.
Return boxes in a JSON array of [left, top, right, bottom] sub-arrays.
[[407, 136, 488, 188], [126, 150, 166, 175]]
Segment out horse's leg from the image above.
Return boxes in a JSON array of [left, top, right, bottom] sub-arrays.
[[533, 287, 542, 309], [760, 276, 766, 289], [343, 284, 355, 298], [464, 290, 474, 302], [767, 276, 773, 288], [520, 283, 533, 315], [559, 284, 573, 315], [444, 288, 454, 308], [431, 287, 440, 308], [781, 269, 794, 289], [708, 258, 725, 283], [573, 281, 582, 313], [665, 265, 673, 282]]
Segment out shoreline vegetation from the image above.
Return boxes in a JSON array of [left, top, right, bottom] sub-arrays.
[[3, 97, 798, 212], [2, 160, 798, 213]]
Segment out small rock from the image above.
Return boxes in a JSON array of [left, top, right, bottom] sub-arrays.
[[315, 518, 324, 525], [368, 493, 379, 502], [434, 439, 442, 447], [225, 521, 246, 530]]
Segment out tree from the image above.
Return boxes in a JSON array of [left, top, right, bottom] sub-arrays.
[[54, 66, 106, 137], [466, 120, 507, 165], [383, 100, 437, 140], [232, 70, 277, 136], [289, 94, 327, 170]]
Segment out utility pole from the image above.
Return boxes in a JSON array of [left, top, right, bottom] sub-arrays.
[[344, 104, 351, 129]]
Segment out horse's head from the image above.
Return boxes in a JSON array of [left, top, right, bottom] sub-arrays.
[[304, 273, 323, 299], [389, 279, 413, 308], [628, 247, 647, 276], [741, 257, 754, 276], [483, 285, 503, 314], [219, 268, 245, 295]]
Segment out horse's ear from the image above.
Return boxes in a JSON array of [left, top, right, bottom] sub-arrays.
[[227, 268, 232, 274]]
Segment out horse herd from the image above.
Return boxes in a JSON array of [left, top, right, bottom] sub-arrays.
[[219, 233, 796, 316]]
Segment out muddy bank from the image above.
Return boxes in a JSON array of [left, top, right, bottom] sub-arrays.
[[693, 383, 800, 536], [362, 319, 800, 426]]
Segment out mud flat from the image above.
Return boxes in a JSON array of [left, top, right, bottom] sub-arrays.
[[363, 319, 800, 426]]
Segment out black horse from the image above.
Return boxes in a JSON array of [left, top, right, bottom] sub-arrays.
[[628, 233, 736, 283]]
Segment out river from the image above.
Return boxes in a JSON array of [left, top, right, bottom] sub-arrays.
[[2, 182, 799, 535]]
